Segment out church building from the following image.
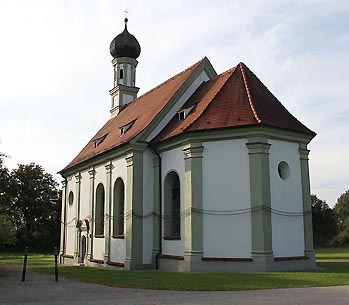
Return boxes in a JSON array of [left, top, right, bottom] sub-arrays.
[[59, 18, 317, 272]]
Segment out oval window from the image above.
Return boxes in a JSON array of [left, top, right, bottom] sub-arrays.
[[68, 191, 74, 206], [278, 161, 290, 180]]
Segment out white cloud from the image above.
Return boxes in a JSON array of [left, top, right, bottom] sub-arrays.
[[0, 0, 348, 206]]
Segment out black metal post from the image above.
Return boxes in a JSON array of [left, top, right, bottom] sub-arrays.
[[54, 247, 58, 281], [21, 247, 28, 282]]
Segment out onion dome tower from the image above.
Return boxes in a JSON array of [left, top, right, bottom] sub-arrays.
[[109, 18, 141, 116]]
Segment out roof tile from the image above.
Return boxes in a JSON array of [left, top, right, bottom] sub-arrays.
[[63, 59, 204, 170], [155, 62, 315, 142]]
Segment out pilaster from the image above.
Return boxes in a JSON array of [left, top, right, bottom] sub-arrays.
[[182, 141, 204, 271], [246, 137, 273, 268], [299, 144, 315, 262], [124, 145, 145, 269], [60, 180, 67, 257], [104, 161, 113, 262], [74, 173, 81, 257], [152, 154, 161, 268], [88, 168, 96, 259]]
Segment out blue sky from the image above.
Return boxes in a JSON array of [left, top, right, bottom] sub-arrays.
[[0, 0, 348, 206]]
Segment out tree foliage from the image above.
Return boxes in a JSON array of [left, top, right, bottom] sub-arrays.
[[0, 160, 61, 251], [333, 190, 349, 244], [311, 194, 338, 246], [0, 214, 16, 246]]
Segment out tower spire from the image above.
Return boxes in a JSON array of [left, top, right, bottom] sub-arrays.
[[109, 17, 141, 117], [124, 10, 129, 29]]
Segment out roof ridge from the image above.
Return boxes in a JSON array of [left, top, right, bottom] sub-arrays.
[[239, 62, 262, 123], [135, 58, 205, 101], [183, 66, 237, 131]]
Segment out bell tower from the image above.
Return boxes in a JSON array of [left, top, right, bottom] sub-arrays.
[[109, 18, 141, 116]]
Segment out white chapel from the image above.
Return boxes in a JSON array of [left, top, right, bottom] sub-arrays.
[[59, 18, 317, 272]]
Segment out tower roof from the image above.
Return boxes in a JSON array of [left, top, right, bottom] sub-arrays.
[[110, 18, 141, 59]]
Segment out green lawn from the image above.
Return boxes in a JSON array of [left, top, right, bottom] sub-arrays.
[[315, 247, 349, 260], [32, 262, 349, 291], [2, 249, 349, 290], [0, 252, 55, 266]]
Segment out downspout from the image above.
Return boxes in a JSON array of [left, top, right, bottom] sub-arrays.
[[153, 148, 162, 269]]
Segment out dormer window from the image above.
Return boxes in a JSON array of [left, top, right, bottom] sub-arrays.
[[178, 105, 196, 121], [120, 120, 136, 136], [93, 134, 107, 148]]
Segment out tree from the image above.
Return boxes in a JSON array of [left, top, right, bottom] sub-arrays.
[[0, 155, 16, 247], [9, 163, 61, 251], [333, 190, 349, 244], [0, 214, 16, 247], [311, 194, 338, 246]]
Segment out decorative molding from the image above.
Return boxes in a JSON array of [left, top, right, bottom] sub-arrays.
[[299, 147, 310, 160], [246, 141, 271, 155], [105, 162, 113, 174], [89, 258, 104, 264], [61, 254, 74, 259], [125, 154, 134, 167], [156, 124, 313, 154], [94, 235, 105, 238], [163, 236, 181, 240], [112, 235, 125, 239], [202, 257, 253, 262], [274, 256, 309, 261], [75, 173, 82, 183], [88, 168, 96, 179], [158, 254, 184, 260], [182, 143, 204, 160], [106, 260, 124, 267]]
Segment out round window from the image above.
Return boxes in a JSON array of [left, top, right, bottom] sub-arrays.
[[68, 191, 74, 206], [278, 161, 290, 180]]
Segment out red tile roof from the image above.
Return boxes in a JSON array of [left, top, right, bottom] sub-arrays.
[[63, 59, 204, 171], [63, 59, 315, 172], [155, 62, 316, 142]]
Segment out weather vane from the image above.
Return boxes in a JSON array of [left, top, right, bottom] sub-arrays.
[[124, 10, 129, 19]]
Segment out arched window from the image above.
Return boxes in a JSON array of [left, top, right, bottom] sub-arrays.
[[119, 68, 124, 79], [113, 178, 125, 236], [164, 171, 180, 238], [95, 183, 105, 236]]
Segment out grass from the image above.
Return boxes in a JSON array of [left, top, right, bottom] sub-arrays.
[[315, 246, 349, 260], [0, 252, 55, 266], [31, 262, 349, 291], [2, 248, 349, 290]]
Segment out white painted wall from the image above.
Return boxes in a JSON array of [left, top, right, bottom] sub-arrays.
[[202, 139, 252, 258], [65, 175, 77, 255], [110, 238, 126, 262], [80, 170, 90, 221], [109, 157, 127, 263], [269, 139, 305, 257], [161, 146, 185, 256], [143, 148, 154, 264], [93, 237, 105, 260], [92, 163, 107, 259]]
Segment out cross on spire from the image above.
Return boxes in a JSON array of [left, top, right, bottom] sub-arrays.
[[124, 10, 129, 19]]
